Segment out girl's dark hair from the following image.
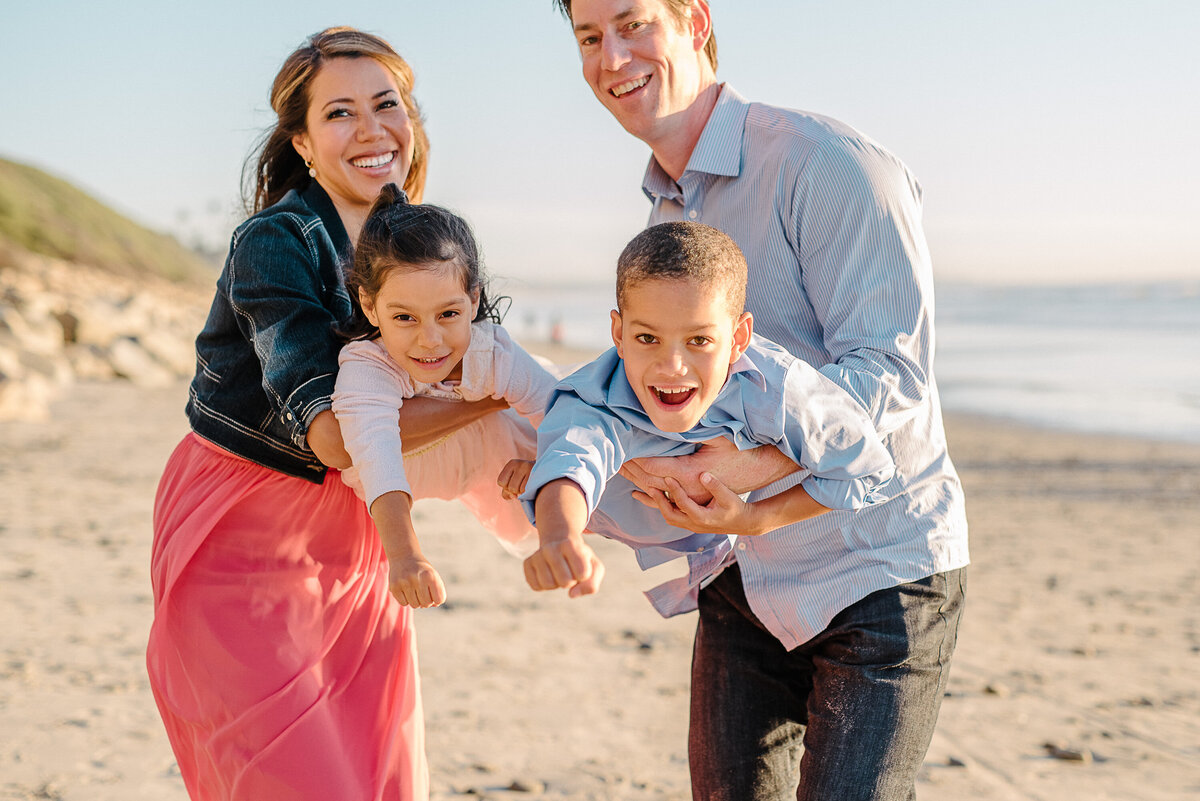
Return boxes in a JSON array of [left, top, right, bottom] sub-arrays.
[[340, 184, 507, 341]]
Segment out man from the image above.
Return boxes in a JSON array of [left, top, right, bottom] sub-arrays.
[[552, 2, 969, 799]]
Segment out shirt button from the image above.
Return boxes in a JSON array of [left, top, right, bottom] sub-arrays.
[[696, 546, 705, 552], [737, 542, 747, 551], [286, 413, 293, 421], [688, 209, 698, 219]]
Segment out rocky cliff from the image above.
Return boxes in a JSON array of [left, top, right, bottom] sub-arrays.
[[0, 158, 216, 421], [0, 249, 211, 421]]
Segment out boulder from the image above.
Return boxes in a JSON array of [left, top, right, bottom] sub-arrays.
[[0, 251, 210, 420]]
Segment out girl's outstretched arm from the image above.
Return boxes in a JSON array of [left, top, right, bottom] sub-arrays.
[[371, 490, 446, 608], [395, 395, 509, 450]]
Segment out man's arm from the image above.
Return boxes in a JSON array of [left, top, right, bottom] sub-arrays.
[[396, 395, 509, 451], [621, 436, 800, 505], [790, 138, 935, 437], [635, 471, 831, 537]]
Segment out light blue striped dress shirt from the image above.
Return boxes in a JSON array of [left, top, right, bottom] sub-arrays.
[[638, 85, 970, 650]]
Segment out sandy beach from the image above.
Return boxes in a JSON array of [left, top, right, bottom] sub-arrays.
[[2, 368, 1198, 800]]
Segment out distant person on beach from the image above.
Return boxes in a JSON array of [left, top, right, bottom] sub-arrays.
[[550, 1, 969, 798], [332, 185, 560, 608], [508, 221, 896, 601], [147, 27, 508, 801]]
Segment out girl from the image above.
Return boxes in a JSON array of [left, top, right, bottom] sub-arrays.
[[332, 184, 559, 609]]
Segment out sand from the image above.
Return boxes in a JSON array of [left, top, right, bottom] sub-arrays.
[[1, 373, 1198, 800]]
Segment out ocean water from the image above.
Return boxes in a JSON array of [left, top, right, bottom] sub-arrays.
[[498, 279, 1200, 444]]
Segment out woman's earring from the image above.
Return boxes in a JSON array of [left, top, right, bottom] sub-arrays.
[[305, 159, 316, 178]]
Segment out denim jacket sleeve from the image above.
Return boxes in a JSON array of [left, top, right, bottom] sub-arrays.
[[224, 211, 344, 447]]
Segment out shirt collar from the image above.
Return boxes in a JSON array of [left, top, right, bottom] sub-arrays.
[[301, 180, 352, 260], [726, 345, 767, 393], [642, 84, 751, 202]]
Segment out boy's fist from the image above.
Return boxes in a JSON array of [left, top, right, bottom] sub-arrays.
[[523, 537, 605, 598]]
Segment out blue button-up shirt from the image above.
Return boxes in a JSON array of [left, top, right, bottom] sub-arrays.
[[636, 85, 969, 649], [522, 337, 896, 637]]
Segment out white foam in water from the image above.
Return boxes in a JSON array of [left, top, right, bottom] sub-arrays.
[[500, 280, 1200, 444]]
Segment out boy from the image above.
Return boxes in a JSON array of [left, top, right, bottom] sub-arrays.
[[509, 221, 895, 602]]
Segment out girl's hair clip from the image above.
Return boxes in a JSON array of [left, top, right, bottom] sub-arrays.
[[380, 183, 410, 206], [374, 183, 428, 238]]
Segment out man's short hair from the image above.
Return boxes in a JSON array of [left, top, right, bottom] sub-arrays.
[[616, 221, 746, 317], [554, 0, 718, 71]]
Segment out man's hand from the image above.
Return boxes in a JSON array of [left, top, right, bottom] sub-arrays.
[[637, 473, 830, 537], [621, 437, 800, 505], [635, 473, 765, 536], [497, 459, 533, 501], [388, 556, 447, 608], [523, 536, 605, 598]]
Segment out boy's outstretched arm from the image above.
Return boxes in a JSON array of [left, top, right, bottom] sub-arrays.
[[524, 478, 605, 598]]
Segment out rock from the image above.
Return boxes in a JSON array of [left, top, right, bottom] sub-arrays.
[[506, 778, 546, 793], [0, 369, 56, 422], [1042, 741, 1094, 763], [0, 250, 206, 419], [108, 338, 176, 387], [0, 304, 63, 357], [65, 344, 118, 381], [53, 310, 78, 343], [138, 329, 197, 375]]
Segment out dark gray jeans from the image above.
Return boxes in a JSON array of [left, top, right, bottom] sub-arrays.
[[689, 564, 966, 801]]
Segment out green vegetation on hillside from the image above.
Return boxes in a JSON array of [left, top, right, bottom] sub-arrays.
[[0, 156, 214, 285]]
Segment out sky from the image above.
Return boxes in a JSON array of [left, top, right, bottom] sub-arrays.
[[2, 1, 1197, 287]]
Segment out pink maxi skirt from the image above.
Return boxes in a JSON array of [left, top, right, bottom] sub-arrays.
[[147, 433, 427, 801]]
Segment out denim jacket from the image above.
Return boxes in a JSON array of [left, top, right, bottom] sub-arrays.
[[186, 182, 353, 483]]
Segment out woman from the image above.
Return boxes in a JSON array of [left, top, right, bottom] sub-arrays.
[[147, 27, 498, 800]]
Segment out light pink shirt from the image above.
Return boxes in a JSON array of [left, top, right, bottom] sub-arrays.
[[331, 322, 557, 509]]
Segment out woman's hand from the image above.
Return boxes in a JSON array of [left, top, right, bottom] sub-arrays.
[[306, 409, 352, 469], [620, 437, 800, 505], [497, 459, 533, 500], [388, 556, 447, 608]]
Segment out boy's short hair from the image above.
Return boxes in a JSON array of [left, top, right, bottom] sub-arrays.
[[616, 221, 747, 318]]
